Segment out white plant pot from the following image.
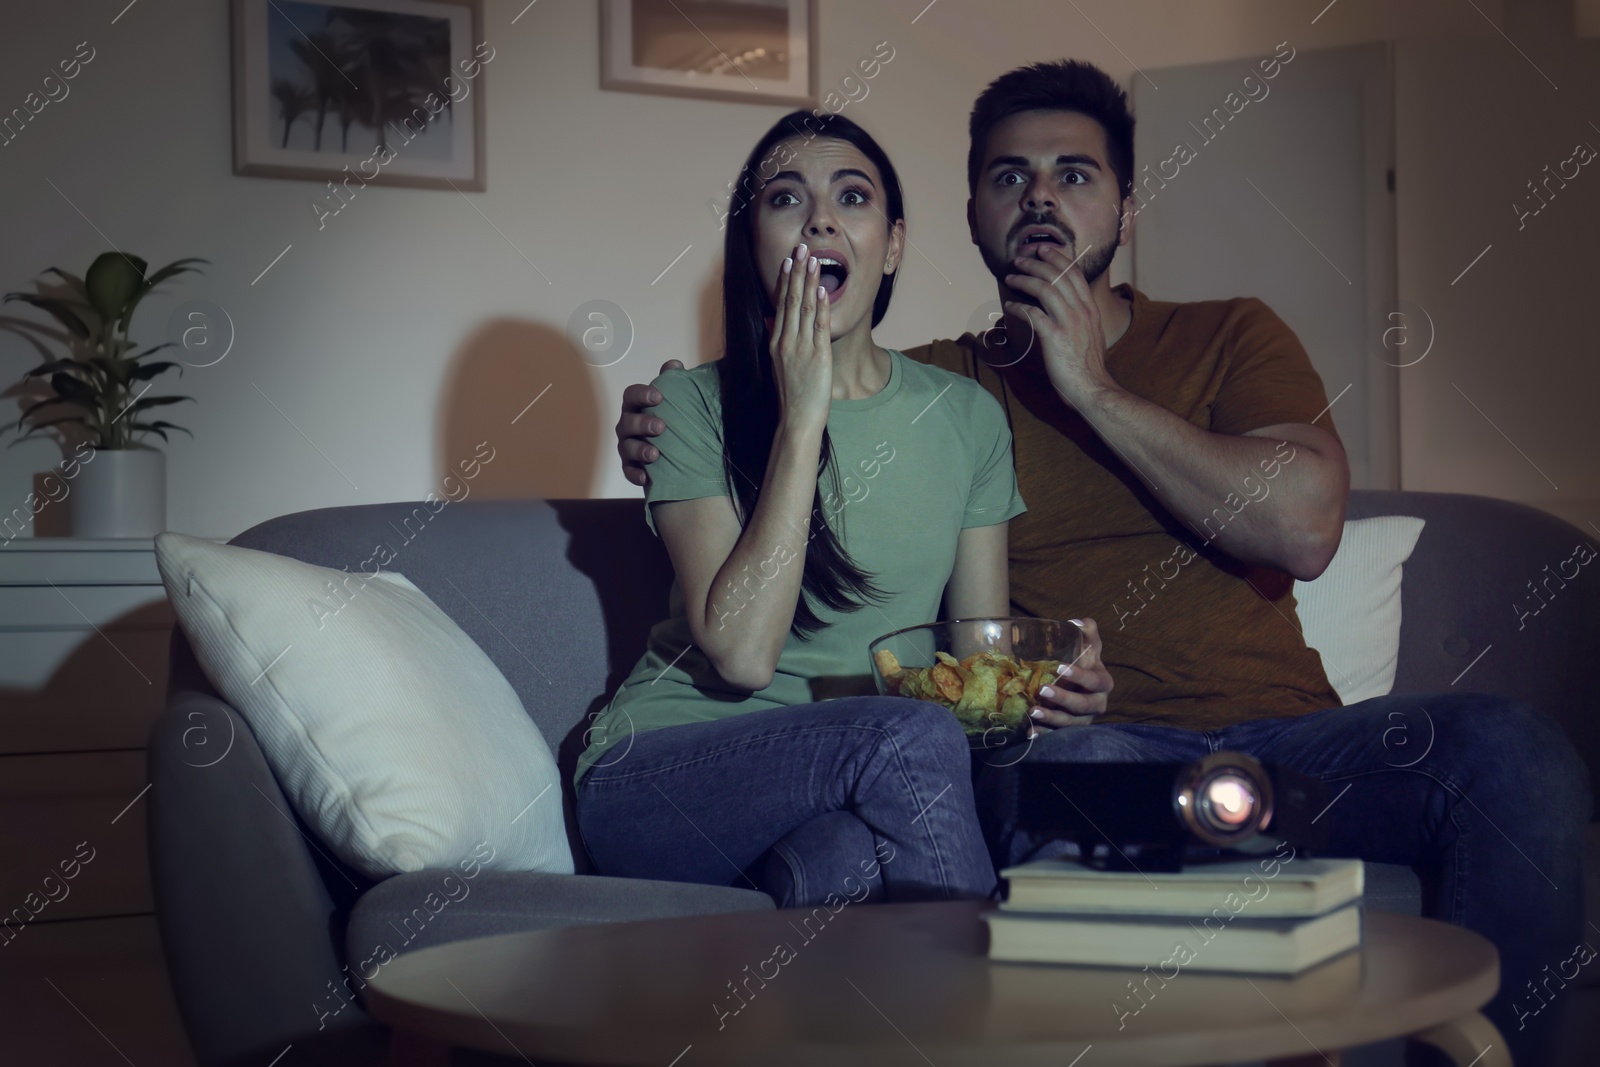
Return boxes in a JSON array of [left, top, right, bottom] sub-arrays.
[[68, 448, 167, 538]]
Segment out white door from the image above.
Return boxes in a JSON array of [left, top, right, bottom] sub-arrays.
[[1131, 43, 1398, 490]]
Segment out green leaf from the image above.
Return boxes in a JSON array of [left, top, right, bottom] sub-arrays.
[[121, 257, 209, 332], [135, 257, 208, 293], [23, 358, 90, 379], [48, 372, 97, 403], [85, 252, 148, 321], [88, 355, 129, 387], [129, 360, 183, 381], [126, 395, 196, 414], [18, 395, 93, 424], [40, 268, 88, 297], [126, 341, 177, 361], [2, 292, 92, 338], [131, 419, 194, 443]]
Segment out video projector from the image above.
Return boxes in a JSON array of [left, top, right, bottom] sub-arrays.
[[1013, 750, 1330, 872]]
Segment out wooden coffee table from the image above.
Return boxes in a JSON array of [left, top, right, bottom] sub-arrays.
[[364, 901, 1507, 1066]]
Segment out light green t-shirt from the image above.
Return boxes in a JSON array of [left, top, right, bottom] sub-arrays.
[[575, 349, 1025, 786]]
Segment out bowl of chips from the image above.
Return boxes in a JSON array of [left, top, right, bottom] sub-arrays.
[[868, 617, 1083, 744]]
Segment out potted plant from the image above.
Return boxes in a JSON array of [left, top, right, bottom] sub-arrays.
[[2, 252, 206, 537]]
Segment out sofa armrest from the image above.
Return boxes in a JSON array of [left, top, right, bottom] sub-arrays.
[[148, 687, 382, 1065]]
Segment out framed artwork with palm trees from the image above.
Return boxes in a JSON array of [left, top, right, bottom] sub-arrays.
[[601, 0, 817, 107], [231, 0, 487, 191]]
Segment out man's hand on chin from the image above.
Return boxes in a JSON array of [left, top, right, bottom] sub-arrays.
[[1026, 617, 1113, 738], [1002, 244, 1116, 411]]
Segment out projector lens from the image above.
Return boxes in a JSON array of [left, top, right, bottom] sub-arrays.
[[1174, 753, 1274, 847]]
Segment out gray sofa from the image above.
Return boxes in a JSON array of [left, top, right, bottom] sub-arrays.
[[147, 491, 1600, 1066]]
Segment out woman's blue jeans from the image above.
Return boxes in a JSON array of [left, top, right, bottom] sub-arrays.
[[576, 696, 998, 903]]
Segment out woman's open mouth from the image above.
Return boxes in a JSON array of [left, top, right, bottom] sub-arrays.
[[816, 256, 850, 304]]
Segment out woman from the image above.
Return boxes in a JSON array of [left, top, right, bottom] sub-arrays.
[[574, 111, 1024, 905]]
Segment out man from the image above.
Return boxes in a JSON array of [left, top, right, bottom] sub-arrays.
[[618, 60, 1587, 1061]]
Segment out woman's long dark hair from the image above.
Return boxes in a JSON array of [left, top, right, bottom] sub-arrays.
[[717, 110, 905, 639]]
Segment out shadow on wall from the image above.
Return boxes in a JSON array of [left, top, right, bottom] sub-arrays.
[[436, 319, 602, 500]]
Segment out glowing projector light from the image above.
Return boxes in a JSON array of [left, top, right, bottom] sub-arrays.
[[1207, 776, 1254, 823]]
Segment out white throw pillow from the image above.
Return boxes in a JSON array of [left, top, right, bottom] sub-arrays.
[[155, 532, 572, 880], [1293, 516, 1426, 705]]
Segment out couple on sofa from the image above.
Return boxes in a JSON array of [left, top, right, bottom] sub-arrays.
[[576, 58, 1587, 1062]]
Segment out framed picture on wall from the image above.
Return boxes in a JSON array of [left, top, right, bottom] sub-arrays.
[[601, 0, 817, 107], [231, 0, 488, 190]]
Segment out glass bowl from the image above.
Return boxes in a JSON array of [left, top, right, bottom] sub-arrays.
[[867, 617, 1083, 747]]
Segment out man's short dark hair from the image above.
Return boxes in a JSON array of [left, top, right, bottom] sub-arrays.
[[967, 60, 1135, 201]]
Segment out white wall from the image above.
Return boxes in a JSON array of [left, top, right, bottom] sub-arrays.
[[3, 0, 1591, 540], [1394, 0, 1600, 530]]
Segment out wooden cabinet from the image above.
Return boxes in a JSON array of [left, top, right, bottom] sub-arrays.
[[0, 539, 172, 926], [0, 538, 195, 1064]]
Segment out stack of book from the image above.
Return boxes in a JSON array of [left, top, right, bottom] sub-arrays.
[[984, 853, 1365, 974]]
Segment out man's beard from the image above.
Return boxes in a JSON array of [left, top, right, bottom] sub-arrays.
[[981, 213, 1118, 296]]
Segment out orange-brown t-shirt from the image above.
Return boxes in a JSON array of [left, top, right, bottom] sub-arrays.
[[902, 284, 1340, 730]]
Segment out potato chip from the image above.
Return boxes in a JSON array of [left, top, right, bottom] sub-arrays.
[[951, 702, 989, 727], [957, 664, 1000, 718], [998, 693, 1031, 730], [931, 663, 964, 703], [996, 660, 1021, 693], [1026, 660, 1056, 703], [874, 649, 903, 679]]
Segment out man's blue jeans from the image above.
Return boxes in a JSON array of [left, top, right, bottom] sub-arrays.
[[577, 696, 998, 903], [971, 692, 1591, 1065]]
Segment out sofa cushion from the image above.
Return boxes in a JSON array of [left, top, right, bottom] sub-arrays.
[[1343, 491, 1600, 808], [155, 532, 571, 880], [1294, 516, 1426, 705], [1360, 861, 1422, 917], [345, 870, 774, 968], [226, 499, 681, 873]]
